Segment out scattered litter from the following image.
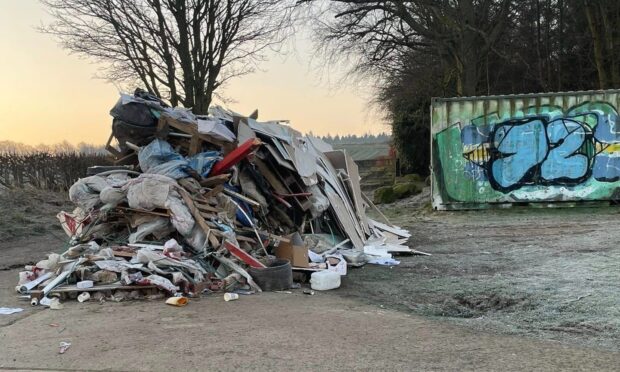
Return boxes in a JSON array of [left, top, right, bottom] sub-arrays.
[[368, 258, 401, 266], [49, 298, 64, 310], [325, 254, 347, 275], [223, 293, 239, 301], [16, 90, 414, 305], [77, 280, 94, 289], [165, 296, 189, 307], [0, 307, 24, 315], [303, 289, 315, 295], [411, 249, 432, 256], [59, 341, 71, 354], [39, 297, 64, 310], [567, 293, 593, 303], [77, 292, 91, 303]]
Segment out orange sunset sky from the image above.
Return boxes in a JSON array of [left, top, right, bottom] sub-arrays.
[[0, 1, 387, 146]]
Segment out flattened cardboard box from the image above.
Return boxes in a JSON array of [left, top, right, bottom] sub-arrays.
[[275, 232, 309, 268]]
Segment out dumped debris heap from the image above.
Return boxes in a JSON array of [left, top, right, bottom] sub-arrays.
[[17, 89, 412, 304]]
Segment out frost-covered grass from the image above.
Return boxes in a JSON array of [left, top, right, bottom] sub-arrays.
[[347, 204, 620, 350]]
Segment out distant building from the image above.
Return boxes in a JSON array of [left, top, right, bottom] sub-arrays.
[[332, 142, 396, 191]]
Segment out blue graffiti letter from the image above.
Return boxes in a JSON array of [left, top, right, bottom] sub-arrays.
[[541, 119, 588, 181], [491, 120, 547, 189]]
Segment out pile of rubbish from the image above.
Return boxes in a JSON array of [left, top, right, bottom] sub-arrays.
[[16, 89, 414, 306]]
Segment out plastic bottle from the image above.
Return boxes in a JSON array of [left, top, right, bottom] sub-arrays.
[[310, 270, 341, 291]]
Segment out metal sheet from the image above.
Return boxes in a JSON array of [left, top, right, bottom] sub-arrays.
[[431, 89, 620, 209]]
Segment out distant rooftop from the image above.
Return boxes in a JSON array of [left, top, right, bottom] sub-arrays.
[[332, 142, 392, 161]]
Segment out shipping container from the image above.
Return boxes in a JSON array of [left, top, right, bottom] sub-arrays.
[[430, 89, 620, 210]]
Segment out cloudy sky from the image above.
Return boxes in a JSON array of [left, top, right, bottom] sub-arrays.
[[0, 0, 387, 146]]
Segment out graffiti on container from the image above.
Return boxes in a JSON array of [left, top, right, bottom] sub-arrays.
[[460, 102, 620, 192]]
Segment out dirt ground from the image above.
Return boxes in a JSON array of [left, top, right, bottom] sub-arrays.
[[0, 186, 72, 242], [1, 187, 620, 370]]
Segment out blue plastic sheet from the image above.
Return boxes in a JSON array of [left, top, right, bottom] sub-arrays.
[[224, 184, 253, 227], [188, 151, 221, 177], [138, 139, 221, 179]]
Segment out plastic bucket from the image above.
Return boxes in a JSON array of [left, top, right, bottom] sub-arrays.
[[248, 259, 293, 291]]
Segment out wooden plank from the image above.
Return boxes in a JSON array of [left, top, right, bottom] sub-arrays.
[[160, 115, 227, 148], [382, 243, 413, 253], [189, 135, 202, 155], [222, 188, 261, 207], [317, 156, 365, 240], [30, 284, 157, 295], [368, 219, 411, 238], [203, 184, 224, 200], [361, 192, 392, 225], [235, 235, 258, 244], [116, 207, 170, 218], [324, 184, 365, 250], [155, 116, 169, 139], [343, 152, 370, 235], [199, 174, 231, 187], [177, 187, 221, 248], [105, 133, 122, 157], [236, 229, 290, 244], [195, 203, 220, 213], [199, 211, 217, 220], [263, 143, 296, 171], [113, 152, 138, 166], [112, 250, 136, 258], [253, 157, 288, 194], [292, 267, 325, 272]]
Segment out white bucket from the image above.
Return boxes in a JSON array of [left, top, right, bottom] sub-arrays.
[[310, 270, 341, 291]]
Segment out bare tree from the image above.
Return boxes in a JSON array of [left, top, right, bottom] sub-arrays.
[[41, 0, 296, 113], [583, 0, 620, 89], [310, 0, 513, 96]]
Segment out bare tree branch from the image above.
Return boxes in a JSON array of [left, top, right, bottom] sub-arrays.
[[40, 0, 297, 113]]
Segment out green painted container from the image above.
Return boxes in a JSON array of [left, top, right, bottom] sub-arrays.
[[430, 89, 620, 210]]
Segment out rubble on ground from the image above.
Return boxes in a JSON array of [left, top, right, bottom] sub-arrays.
[[16, 89, 412, 306]]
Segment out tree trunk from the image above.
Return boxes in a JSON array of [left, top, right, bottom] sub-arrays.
[[585, 1, 609, 89], [601, 3, 620, 87], [456, 0, 479, 96], [557, 0, 564, 90]]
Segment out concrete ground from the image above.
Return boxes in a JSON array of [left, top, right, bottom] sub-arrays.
[[2, 188, 620, 370], [1, 269, 619, 371]]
